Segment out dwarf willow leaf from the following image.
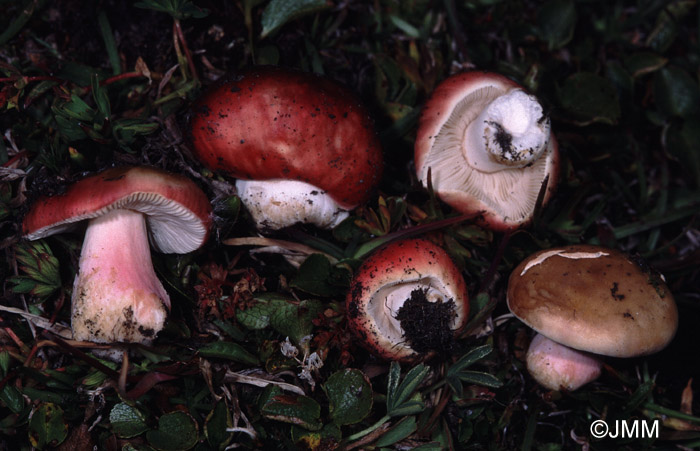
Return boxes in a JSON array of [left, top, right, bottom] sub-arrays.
[[261, 0, 331, 38]]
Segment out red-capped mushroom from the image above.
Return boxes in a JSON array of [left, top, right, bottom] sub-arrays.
[[188, 66, 383, 230], [415, 71, 559, 230], [346, 238, 469, 362], [23, 166, 212, 348]]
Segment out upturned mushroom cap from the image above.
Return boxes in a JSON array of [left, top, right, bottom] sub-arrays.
[[23, 166, 212, 346], [415, 71, 559, 230], [526, 333, 602, 391], [507, 245, 678, 358], [188, 66, 383, 228], [23, 166, 212, 253], [346, 238, 469, 362]]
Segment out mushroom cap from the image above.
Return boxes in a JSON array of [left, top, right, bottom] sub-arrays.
[[188, 66, 384, 210], [507, 245, 678, 358], [22, 166, 212, 253], [415, 71, 559, 230], [346, 238, 469, 362], [526, 333, 602, 391]]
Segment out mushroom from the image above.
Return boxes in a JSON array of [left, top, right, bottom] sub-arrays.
[[414, 71, 559, 230], [346, 238, 469, 362], [507, 244, 678, 391], [22, 166, 212, 347], [188, 66, 384, 230]]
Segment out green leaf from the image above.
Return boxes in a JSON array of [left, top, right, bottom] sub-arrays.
[[109, 403, 149, 439], [0, 0, 41, 46], [386, 363, 428, 417], [97, 10, 120, 75], [270, 299, 323, 344], [0, 351, 9, 376], [204, 399, 233, 450], [236, 295, 280, 329], [323, 369, 373, 426], [454, 370, 502, 388], [261, 0, 331, 38], [558, 72, 620, 125], [59, 94, 96, 121], [447, 344, 493, 376], [28, 403, 68, 449], [146, 411, 199, 451], [91, 73, 111, 121], [1, 384, 25, 414], [653, 66, 700, 118], [259, 385, 322, 431], [537, 0, 576, 49], [290, 254, 351, 297], [389, 15, 420, 39], [198, 341, 260, 366], [645, 0, 695, 52], [621, 380, 655, 417], [237, 295, 322, 344], [375, 416, 417, 447], [135, 0, 209, 20], [9, 241, 61, 302]]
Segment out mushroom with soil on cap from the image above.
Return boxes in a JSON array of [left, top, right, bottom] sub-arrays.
[[22, 166, 212, 348], [188, 66, 384, 231], [346, 238, 469, 362], [415, 71, 559, 230], [507, 244, 678, 391]]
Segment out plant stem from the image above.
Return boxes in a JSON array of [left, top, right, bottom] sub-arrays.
[[174, 18, 199, 82], [345, 415, 390, 442], [644, 402, 700, 423]]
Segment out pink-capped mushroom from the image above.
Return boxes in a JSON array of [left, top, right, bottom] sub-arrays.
[[22, 166, 212, 347], [346, 238, 469, 362], [415, 71, 559, 230], [188, 66, 384, 230]]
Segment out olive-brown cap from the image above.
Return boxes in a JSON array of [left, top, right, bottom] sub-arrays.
[[507, 245, 677, 358]]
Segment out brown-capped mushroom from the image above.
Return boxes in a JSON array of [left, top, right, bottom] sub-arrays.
[[188, 66, 383, 230], [415, 71, 559, 230], [507, 244, 678, 391], [23, 166, 212, 347], [346, 238, 469, 362]]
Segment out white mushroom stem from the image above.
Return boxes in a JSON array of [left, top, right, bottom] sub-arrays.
[[71, 209, 170, 345], [526, 334, 602, 391], [464, 90, 550, 173], [235, 179, 349, 230]]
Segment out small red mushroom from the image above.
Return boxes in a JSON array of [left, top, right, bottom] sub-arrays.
[[22, 166, 212, 349], [188, 66, 384, 230], [346, 238, 469, 362], [415, 71, 559, 230]]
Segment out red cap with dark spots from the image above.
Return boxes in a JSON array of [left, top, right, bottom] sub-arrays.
[[188, 66, 383, 209]]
